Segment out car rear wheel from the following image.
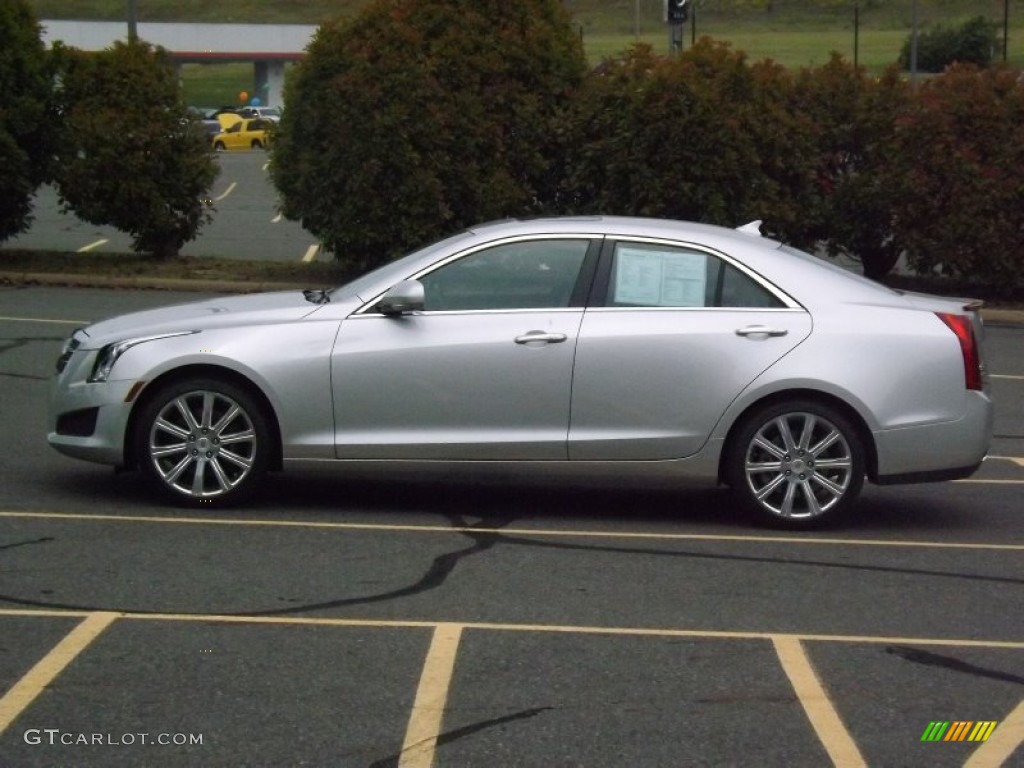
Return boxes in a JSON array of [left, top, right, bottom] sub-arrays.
[[135, 378, 272, 506], [251, 139, 263, 149], [726, 400, 865, 528]]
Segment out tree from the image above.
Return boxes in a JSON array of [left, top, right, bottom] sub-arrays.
[[52, 40, 217, 259], [889, 64, 1024, 293], [270, 0, 586, 269], [899, 16, 1000, 73], [0, 0, 56, 244]]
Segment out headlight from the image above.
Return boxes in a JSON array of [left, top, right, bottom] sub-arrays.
[[88, 331, 199, 383], [56, 328, 88, 373]]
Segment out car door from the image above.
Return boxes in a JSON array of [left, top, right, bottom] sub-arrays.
[[331, 236, 599, 460], [569, 238, 812, 460]]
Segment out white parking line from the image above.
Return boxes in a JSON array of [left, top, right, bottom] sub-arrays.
[[76, 238, 108, 253], [301, 244, 320, 263], [991, 374, 1024, 380], [271, 213, 282, 223], [214, 182, 237, 201], [989, 456, 1024, 468]]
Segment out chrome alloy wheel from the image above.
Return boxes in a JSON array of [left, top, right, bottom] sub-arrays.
[[742, 411, 855, 520], [147, 389, 258, 499]]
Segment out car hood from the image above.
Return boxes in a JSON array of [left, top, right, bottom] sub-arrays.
[[77, 291, 325, 349]]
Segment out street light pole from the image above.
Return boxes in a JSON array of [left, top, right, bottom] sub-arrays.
[[127, 0, 138, 42], [910, 0, 918, 83], [1004, 0, 1010, 63]]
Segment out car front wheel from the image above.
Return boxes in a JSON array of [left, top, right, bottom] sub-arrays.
[[726, 400, 865, 528], [135, 378, 272, 506], [214, 141, 226, 151]]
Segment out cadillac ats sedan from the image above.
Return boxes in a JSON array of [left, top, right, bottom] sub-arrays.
[[49, 217, 993, 527]]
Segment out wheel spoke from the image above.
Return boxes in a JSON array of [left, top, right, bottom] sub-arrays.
[[154, 417, 190, 441], [191, 459, 208, 495], [775, 416, 799, 454], [200, 392, 215, 429], [219, 429, 255, 446], [746, 459, 783, 473], [811, 472, 847, 498], [778, 482, 798, 516], [212, 404, 241, 435], [161, 454, 194, 484], [151, 442, 187, 458], [218, 447, 253, 470], [799, 480, 823, 516], [797, 415, 817, 452], [752, 435, 786, 460], [754, 472, 787, 500], [208, 457, 232, 491], [174, 396, 201, 433], [809, 428, 842, 458]]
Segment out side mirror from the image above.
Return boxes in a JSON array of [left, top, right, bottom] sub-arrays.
[[377, 279, 425, 315]]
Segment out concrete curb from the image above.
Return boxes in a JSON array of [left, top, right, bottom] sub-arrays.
[[3, 270, 1023, 325]]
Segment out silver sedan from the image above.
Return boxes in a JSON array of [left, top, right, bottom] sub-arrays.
[[48, 217, 993, 527]]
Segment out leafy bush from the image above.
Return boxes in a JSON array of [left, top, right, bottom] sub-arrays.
[[52, 40, 217, 259], [790, 57, 910, 279], [889, 64, 1024, 293], [270, 0, 586, 269], [558, 40, 818, 243], [899, 16, 999, 73], [0, 0, 57, 243]]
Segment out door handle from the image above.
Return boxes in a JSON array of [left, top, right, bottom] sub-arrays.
[[735, 325, 788, 337], [514, 331, 568, 345]]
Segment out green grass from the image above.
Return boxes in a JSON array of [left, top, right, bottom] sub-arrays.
[[31, 0, 1024, 73]]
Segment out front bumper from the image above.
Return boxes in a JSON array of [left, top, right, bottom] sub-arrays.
[[48, 374, 138, 467]]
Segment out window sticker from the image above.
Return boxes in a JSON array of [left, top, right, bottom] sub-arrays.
[[614, 247, 707, 307]]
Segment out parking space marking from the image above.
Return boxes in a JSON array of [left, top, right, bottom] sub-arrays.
[[3, 510, 1023, 551], [271, 212, 282, 223], [954, 479, 1024, 485], [301, 244, 320, 263], [991, 374, 1024, 380], [76, 239, 108, 253], [0, 316, 87, 325], [0, 611, 118, 735], [965, 698, 1024, 767], [399, 623, 463, 768], [989, 455, 1024, 468], [2, 609, 1022, 650], [214, 182, 237, 201], [773, 636, 867, 767]]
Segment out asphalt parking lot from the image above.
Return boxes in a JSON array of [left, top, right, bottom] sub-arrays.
[[5, 152, 321, 262], [0, 286, 1022, 767]]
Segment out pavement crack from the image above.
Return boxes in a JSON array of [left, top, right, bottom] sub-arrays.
[[0, 536, 55, 552]]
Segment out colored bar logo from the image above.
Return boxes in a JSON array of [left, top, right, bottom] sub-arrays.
[[921, 721, 998, 742]]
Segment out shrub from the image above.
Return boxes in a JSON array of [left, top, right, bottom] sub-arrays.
[[52, 40, 217, 259], [558, 40, 818, 242], [270, 0, 586, 269], [899, 16, 999, 73], [889, 64, 1024, 293], [790, 57, 910, 279], [0, 0, 56, 243]]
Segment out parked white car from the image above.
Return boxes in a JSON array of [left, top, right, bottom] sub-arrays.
[[49, 217, 993, 527]]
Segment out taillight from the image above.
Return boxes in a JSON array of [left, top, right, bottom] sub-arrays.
[[936, 312, 983, 391]]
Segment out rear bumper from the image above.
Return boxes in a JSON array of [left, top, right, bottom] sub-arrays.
[[873, 391, 993, 483]]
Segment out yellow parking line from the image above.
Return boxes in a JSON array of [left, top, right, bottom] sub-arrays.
[[3, 609, 1023, 650], [965, 698, 1024, 767], [2, 510, 1023, 551], [0, 316, 87, 325], [989, 455, 1024, 468], [399, 623, 463, 768], [301, 244, 320, 262], [774, 636, 867, 768], [0, 612, 119, 735], [76, 238, 108, 253], [214, 181, 237, 201]]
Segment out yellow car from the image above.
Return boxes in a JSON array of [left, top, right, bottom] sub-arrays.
[[212, 117, 272, 151]]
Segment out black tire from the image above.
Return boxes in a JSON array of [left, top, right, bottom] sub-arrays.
[[251, 139, 263, 149], [214, 141, 226, 151], [134, 378, 273, 507], [725, 399, 865, 529]]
